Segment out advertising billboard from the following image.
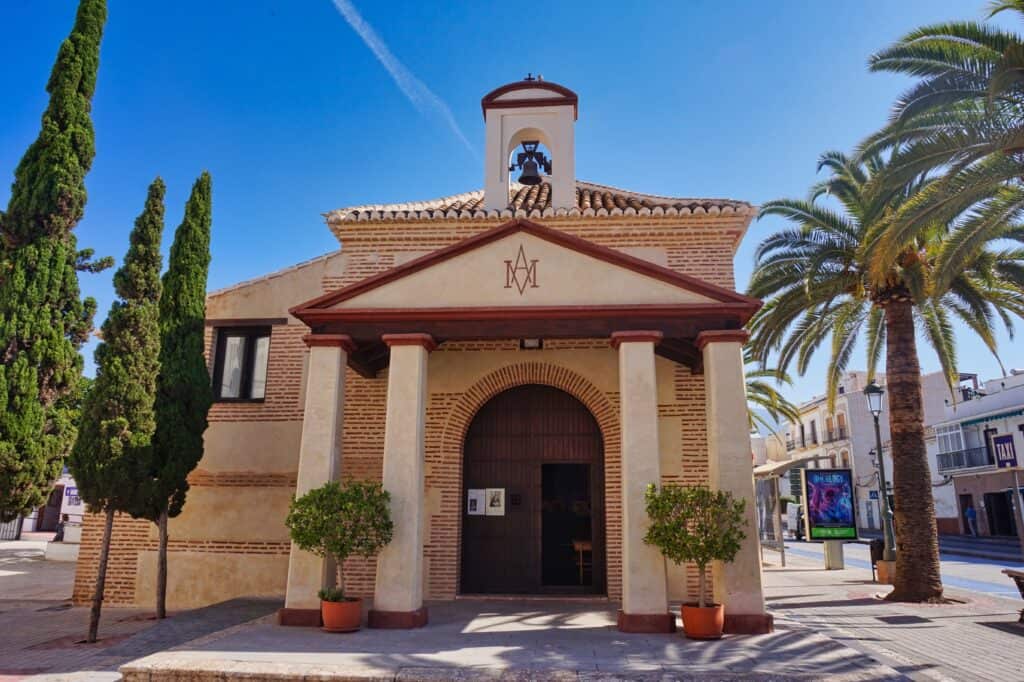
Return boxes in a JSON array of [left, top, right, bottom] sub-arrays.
[[801, 468, 857, 540]]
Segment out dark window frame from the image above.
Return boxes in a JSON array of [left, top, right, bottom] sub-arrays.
[[212, 326, 272, 402]]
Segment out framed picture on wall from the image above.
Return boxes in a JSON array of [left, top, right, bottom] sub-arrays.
[[467, 489, 485, 516], [485, 488, 505, 516]]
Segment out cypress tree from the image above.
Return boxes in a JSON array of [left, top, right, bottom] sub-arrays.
[[69, 178, 164, 643], [141, 172, 213, 619], [0, 0, 109, 521]]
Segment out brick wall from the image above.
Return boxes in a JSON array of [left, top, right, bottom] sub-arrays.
[[74, 213, 736, 607]]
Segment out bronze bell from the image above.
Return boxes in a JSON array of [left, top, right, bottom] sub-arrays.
[[512, 140, 550, 185], [518, 158, 542, 185]]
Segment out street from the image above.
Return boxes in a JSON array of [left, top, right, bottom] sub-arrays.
[[779, 539, 1024, 601]]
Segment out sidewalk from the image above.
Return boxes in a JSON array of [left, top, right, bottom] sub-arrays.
[[6, 535, 1024, 681], [0, 539, 279, 682], [764, 550, 1024, 681], [121, 599, 897, 681]]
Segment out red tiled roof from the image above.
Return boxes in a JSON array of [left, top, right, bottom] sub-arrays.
[[326, 180, 754, 225]]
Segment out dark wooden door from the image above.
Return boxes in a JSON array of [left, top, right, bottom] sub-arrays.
[[460, 385, 605, 594]]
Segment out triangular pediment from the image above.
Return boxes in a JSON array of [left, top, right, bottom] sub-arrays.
[[292, 220, 757, 314]]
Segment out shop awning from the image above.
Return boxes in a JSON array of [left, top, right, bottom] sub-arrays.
[[961, 408, 1024, 428], [754, 453, 833, 479]]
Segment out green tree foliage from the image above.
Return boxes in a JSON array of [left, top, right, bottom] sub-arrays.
[[133, 173, 213, 618], [744, 349, 800, 434], [69, 177, 165, 642], [747, 151, 1024, 602], [0, 0, 110, 522], [286, 481, 394, 601], [860, 2, 1024, 277], [644, 485, 747, 609], [143, 172, 213, 520]]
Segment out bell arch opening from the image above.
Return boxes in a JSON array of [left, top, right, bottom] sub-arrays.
[[459, 384, 607, 595], [507, 129, 555, 192]]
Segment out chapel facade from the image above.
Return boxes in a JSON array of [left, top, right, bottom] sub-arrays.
[[73, 78, 772, 634]]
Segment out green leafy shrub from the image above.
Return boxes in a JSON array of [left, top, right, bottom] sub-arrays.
[[285, 480, 393, 602], [318, 587, 347, 602], [644, 484, 747, 608]]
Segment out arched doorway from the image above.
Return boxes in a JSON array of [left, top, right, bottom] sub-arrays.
[[460, 384, 606, 595]]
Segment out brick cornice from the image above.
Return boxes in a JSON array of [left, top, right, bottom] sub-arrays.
[[695, 329, 750, 350], [303, 333, 356, 352], [610, 330, 664, 349], [382, 333, 437, 352]]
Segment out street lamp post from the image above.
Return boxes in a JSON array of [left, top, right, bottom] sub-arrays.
[[864, 380, 896, 562]]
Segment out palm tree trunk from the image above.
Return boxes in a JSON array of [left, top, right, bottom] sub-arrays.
[[88, 508, 115, 643], [883, 299, 944, 602], [156, 510, 168, 619]]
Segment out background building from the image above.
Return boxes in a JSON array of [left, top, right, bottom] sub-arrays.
[[783, 370, 951, 533], [930, 370, 1024, 537]]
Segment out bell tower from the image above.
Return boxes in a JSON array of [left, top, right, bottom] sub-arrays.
[[481, 76, 578, 212]]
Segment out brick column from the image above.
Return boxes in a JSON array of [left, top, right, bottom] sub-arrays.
[[611, 331, 674, 633], [697, 330, 772, 635], [279, 334, 354, 627], [369, 333, 434, 629]]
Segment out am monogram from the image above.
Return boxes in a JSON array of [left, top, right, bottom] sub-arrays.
[[504, 244, 539, 295]]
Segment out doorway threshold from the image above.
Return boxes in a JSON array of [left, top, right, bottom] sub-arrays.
[[456, 594, 610, 602]]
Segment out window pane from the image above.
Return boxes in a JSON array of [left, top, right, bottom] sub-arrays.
[[220, 336, 246, 398], [250, 335, 270, 399]]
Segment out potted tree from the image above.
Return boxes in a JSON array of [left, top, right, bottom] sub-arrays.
[[285, 480, 393, 632], [644, 484, 747, 640]]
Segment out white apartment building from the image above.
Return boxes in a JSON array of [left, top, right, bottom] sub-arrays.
[[930, 370, 1024, 537]]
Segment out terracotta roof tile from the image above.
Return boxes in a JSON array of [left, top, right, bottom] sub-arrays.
[[326, 180, 754, 225]]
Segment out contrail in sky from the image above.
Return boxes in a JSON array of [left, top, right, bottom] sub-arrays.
[[331, 0, 478, 158]]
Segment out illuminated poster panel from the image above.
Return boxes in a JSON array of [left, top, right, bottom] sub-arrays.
[[801, 468, 857, 540]]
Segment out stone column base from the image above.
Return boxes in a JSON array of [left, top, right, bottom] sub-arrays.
[[876, 559, 896, 585], [724, 613, 774, 634], [368, 606, 429, 629], [277, 607, 321, 627], [617, 610, 677, 633]]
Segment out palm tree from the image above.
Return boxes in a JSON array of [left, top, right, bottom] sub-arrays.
[[860, 1, 1024, 258], [747, 151, 1024, 602], [745, 352, 801, 435]]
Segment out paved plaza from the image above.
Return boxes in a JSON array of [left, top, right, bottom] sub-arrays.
[[4, 537, 1024, 681]]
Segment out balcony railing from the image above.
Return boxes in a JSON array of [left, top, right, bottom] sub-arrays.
[[824, 427, 848, 443], [937, 447, 993, 473]]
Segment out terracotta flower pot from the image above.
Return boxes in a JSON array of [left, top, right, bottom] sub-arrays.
[[321, 597, 362, 632], [680, 603, 725, 640]]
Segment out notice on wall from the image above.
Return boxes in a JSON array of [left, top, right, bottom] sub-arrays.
[[467, 489, 485, 516], [485, 488, 505, 516]]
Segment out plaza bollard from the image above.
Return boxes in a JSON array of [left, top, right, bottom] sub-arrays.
[[824, 540, 845, 570]]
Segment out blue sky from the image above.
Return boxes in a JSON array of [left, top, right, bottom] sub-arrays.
[[1, 1, 1019, 403]]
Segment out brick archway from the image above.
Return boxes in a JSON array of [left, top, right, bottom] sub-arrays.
[[427, 362, 623, 600]]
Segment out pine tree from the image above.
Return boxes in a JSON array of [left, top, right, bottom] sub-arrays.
[[69, 178, 164, 643], [141, 172, 213, 619], [0, 0, 109, 522]]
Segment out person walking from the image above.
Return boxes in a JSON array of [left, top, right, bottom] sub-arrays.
[[965, 503, 979, 537], [53, 514, 69, 542]]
